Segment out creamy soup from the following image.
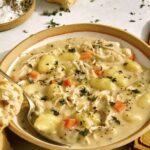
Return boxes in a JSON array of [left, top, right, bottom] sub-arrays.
[[10, 38, 150, 148]]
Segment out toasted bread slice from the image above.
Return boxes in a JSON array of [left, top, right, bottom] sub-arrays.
[[46, 0, 76, 9]]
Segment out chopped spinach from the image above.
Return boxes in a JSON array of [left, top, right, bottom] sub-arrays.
[[46, 19, 60, 28], [88, 95, 97, 102], [27, 64, 32, 68], [68, 48, 76, 53], [129, 20, 136, 22], [78, 128, 89, 136], [28, 79, 34, 84], [112, 116, 120, 125], [106, 76, 117, 82], [140, 4, 145, 8], [55, 61, 58, 65], [94, 19, 99, 23], [123, 62, 128, 66], [41, 96, 49, 101], [131, 89, 141, 94], [23, 30, 28, 33], [59, 99, 66, 105], [75, 69, 85, 75], [109, 101, 115, 106], [51, 109, 59, 116], [57, 80, 63, 85], [80, 88, 90, 96]]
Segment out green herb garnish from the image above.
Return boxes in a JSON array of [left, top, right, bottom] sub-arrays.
[[51, 109, 59, 116], [55, 61, 58, 65], [27, 64, 32, 68], [80, 88, 90, 96], [46, 19, 60, 28], [112, 116, 120, 125], [75, 69, 85, 75], [109, 102, 115, 106], [41, 96, 49, 101], [23, 30, 28, 33], [28, 79, 34, 84], [88, 95, 97, 102], [129, 20, 136, 22], [59, 99, 66, 105], [131, 89, 141, 94], [68, 48, 76, 53], [94, 19, 99, 23], [79, 128, 89, 136], [106, 76, 117, 82], [123, 62, 128, 66]]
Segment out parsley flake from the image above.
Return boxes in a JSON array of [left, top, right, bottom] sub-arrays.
[[68, 48, 76, 53], [51, 109, 59, 116], [79, 128, 89, 136], [80, 88, 90, 96], [131, 89, 141, 94], [41, 96, 48, 101], [112, 116, 120, 125]]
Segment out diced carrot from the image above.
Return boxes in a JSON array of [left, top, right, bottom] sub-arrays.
[[29, 70, 39, 80], [113, 100, 126, 112], [63, 79, 71, 87], [129, 53, 135, 61], [11, 75, 16, 81], [64, 118, 78, 128], [94, 68, 103, 77], [80, 51, 93, 60]]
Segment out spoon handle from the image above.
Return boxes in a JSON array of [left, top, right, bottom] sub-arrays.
[[148, 32, 150, 46], [0, 69, 16, 84]]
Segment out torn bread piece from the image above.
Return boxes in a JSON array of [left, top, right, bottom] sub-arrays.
[[47, 0, 76, 9], [0, 132, 12, 150], [0, 80, 23, 132]]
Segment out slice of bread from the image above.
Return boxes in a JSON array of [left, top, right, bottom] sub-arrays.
[[0, 132, 12, 150], [46, 0, 76, 9]]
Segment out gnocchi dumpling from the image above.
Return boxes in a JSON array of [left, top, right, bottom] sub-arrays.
[[114, 73, 128, 87], [38, 55, 56, 73], [103, 67, 118, 77], [89, 78, 116, 90], [47, 84, 59, 98], [124, 60, 142, 73], [122, 112, 142, 123], [59, 52, 80, 61], [137, 93, 150, 108], [34, 113, 62, 133]]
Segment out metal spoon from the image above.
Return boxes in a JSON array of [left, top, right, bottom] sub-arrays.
[[0, 69, 69, 146]]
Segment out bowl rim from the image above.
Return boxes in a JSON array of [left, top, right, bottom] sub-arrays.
[[0, 23, 150, 150], [0, 0, 36, 31]]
